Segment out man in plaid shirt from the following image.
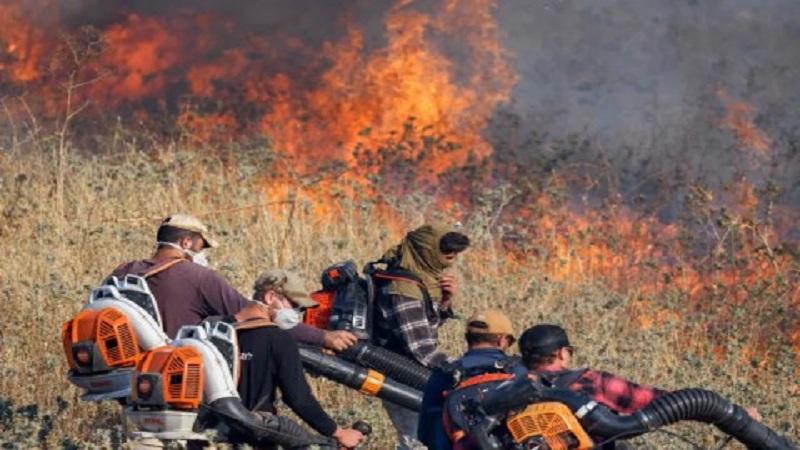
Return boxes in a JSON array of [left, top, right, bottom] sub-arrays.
[[519, 324, 666, 413], [518, 324, 666, 449], [519, 324, 761, 448], [373, 282, 453, 367], [373, 223, 471, 449]]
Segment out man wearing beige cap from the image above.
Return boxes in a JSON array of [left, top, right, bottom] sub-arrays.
[[417, 309, 527, 450], [251, 269, 358, 350], [236, 269, 363, 449], [111, 213, 270, 338]]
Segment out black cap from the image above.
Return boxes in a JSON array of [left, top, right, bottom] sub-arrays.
[[518, 324, 570, 359]]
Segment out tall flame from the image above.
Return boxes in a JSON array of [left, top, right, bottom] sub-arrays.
[[0, 2, 49, 82], [258, 0, 515, 177], [2, 0, 514, 181]]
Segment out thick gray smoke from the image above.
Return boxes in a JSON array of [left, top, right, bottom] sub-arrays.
[[494, 0, 800, 206]]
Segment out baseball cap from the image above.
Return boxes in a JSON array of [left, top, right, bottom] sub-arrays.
[[518, 324, 571, 358], [466, 309, 515, 342], [253, 269, 318, 309], [159, 214, 219, 248]]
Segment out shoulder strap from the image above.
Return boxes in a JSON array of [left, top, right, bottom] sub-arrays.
[[439, 361, 465, 385], [548, 368, 589, 389], [372, 270, 433, 303], [455, 372, 516, 390], [366, 260, 433, 300], [141, 258, 185, 278], [234, 318, 276, 331]]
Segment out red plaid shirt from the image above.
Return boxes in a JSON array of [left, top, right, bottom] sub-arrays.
[[537, 368, 667, 414]]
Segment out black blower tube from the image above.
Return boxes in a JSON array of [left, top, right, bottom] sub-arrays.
[[204, 397, 338, 449], [340, 341, 432, 390], [299, 344, 423, 411], [633, 389, 798, 450], [476, 378, 797, 450]]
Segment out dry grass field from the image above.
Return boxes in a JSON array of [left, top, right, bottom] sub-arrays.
[[0, 139, 797, 449]]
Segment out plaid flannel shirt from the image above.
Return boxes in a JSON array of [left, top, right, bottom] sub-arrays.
[[539, 368, 667, 414], [374, 291, 450, 368]]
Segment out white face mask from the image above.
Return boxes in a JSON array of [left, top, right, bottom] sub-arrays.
[[274, 307, 301, 330], [156, 241, 210, 268], [187, 249, 209, 267]]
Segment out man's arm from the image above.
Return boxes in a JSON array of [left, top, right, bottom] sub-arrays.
[[438, 273, 457, 324], [198, 268, 252, 316], [585, 370, 764, 421], [577, 370, 667, 415], [389, 294, 449, 367], [288, 323, 327, 347], [418, 369, 454, 450], [272, 330, 339, 436], [289, 323, 358, 352]]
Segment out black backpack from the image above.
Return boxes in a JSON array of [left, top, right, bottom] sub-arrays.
[[307, 260, 433, 340]]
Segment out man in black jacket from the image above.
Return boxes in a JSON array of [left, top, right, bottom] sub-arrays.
[[237, 269, 363, 449]]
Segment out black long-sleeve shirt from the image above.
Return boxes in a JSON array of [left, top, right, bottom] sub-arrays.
[[236, 325, 338, 436]]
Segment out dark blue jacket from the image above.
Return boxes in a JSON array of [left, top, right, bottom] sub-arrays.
[[417, 348, 527, 450]]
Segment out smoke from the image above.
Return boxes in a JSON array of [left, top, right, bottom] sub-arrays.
[[493, 0, 800, 205], [57, 0, 394, 47]]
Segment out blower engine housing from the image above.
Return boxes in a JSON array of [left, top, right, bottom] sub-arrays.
[[127, 344, 206, 439], [62, 306, 145, 401], [62, 307, 141, 373], [132, 345, 204, 410], [63, 278, 170, 402], [506, 402, 593, 450]]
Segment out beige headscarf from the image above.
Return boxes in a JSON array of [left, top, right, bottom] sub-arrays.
[[381, 223, 456, 301]]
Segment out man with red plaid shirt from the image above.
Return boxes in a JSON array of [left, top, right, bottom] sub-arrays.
[[519, 324, 761, 449], [519, 324, 666, 414], [518, 324, 665, 449]]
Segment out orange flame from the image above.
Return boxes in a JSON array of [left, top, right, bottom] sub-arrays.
[[2, 1, 513, 182], [259, 0, 515, 177], [0, 2, 48, 82], [717, 88, 771, 153]]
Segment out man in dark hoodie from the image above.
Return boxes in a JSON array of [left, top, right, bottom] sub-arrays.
[[418, 309, 526, 450], [372, 223, 471, 450], [236, 269, 363, 449]]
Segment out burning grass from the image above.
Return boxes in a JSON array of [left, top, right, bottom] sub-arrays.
[[0, 134, 797, 449], [0, 1, 797, 447]]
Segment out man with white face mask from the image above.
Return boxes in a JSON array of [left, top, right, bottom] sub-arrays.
[[111, 214, 270, 338], [235, 269, 364, 449], [251, 269, 358, 348]]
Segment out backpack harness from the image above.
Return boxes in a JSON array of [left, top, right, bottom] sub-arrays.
[[441, 356, 520, 444], [538, 368, 590, 390], [140, 257, 185, 278]]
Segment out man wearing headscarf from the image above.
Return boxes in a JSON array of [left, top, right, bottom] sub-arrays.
[[373, 223, 471, 450]]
